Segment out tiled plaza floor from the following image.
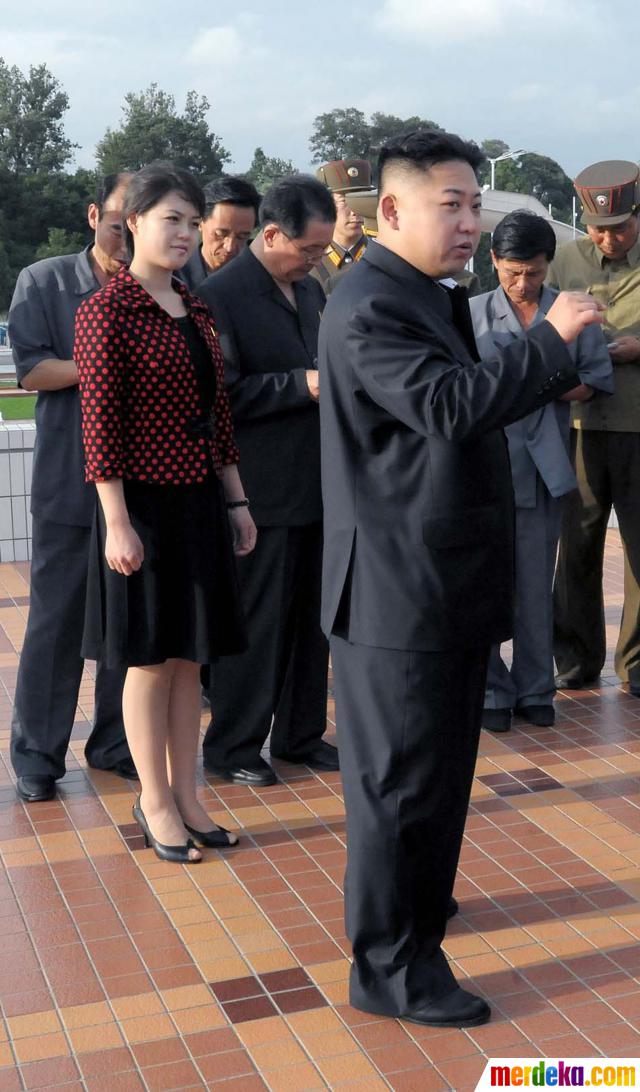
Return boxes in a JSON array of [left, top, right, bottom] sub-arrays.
[[1, 529, 639, 1091]]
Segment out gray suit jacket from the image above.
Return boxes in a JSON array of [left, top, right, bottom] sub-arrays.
[[470, 285, 613, 506], [8, 247, 99, 526]]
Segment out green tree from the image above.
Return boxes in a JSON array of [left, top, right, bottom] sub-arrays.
[[368, 112, 442, 152], [0, 58, 77, 173], [244, 147, 295, 193], [35, 226, 86, 262], [309, 108, 370, 162], [96, 85, 230, 179], [309, 107, 443, 163]]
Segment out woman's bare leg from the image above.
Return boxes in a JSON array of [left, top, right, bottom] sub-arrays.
[[123, 662, 201, 860], [167, 660, 237, 844]]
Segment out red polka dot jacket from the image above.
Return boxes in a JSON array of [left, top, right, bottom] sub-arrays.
[[74, 267, 240, 484]]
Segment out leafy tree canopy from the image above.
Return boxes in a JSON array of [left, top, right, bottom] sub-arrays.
[[244, 147, 295, 193], [0, 58, 77, 173], [96, 85, 230, 180], [309, 107, 442, 163]]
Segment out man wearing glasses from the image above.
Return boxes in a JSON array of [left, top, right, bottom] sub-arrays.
[[197, 175, 339, 786]]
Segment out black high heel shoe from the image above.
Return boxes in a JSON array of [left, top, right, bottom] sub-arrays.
[[132, 799, 202, 863], [183, 822, 239, 848]]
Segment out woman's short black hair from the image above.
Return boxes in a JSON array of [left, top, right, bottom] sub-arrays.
[[122, 162, 205, 255], [259, 174, 336, 238], [378, 129, 485, 190], [492, 209, 557, 262]]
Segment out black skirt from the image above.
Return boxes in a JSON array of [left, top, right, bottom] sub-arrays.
[[82, 475, 247, 668]]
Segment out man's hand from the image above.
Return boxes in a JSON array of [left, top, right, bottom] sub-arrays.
[[306, 369, 320, 401], [545, 291, 605, 343], [104, 521, 144, 576], [608, 335, 640, 363], [559, 383, 594, 403]]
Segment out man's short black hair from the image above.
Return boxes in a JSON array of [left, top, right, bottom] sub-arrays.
[[203, 176, 261, 221], [259, 175, 336, 239], [378, 129, 485, 190], [492, 209, 557, 262], [94, 172, 131, 215]]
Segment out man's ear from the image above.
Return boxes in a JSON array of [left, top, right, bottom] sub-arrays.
[[87, 203, 99, 231], [379, 194, 399, 231], [262, 223, 279, 248]]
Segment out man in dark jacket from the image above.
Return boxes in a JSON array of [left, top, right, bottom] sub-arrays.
[[8, 174, 135, 802], [319, 130, 604, 1027], [197, 176, 338, 786]]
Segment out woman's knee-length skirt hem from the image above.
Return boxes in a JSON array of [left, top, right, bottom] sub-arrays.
[[82, 475, 247, 670]]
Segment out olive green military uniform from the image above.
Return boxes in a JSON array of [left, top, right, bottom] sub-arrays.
[[312, 159, 374, 295], [313, 236, 370, 295], [550, 161, 640, 686]]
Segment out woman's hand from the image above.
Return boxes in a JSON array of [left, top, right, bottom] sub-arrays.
[[229, 508, 257, 557], [104, 520, 144, 575]]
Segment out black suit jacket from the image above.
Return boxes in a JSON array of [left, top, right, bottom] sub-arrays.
[[197, 247, 325, 526], [319, 241, 580, 652]]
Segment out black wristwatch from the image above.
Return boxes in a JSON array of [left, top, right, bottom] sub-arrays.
[[226, 498, 250, 509]]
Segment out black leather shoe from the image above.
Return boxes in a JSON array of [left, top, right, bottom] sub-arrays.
[[273, 740, 339, 771], [16, 775, 56, 802], [89, 758, 139, 780], [482, 708, 511, 733], [447, 896, 459, 919], [554, 673, 598, 690], [628, 684, 640, 698], [515, 704, 555, 727], [400, 986, 491, 1028], [204, 757, 277, 787]]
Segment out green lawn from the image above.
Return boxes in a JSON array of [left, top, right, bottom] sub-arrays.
[[0, 396, 36, 420]]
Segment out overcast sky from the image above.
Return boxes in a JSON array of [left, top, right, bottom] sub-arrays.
[[2, 0, 638, 180]]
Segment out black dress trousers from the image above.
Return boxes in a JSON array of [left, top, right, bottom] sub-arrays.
[[11, 518, 128, 779], [330, 635, 489, 1016], [204, 522, 329, 768]]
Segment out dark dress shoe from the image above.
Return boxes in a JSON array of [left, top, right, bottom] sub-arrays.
[[400, 986, 491, 1028], [515, 704, 555, 727], [447, 895, 459, 919], [628, 684, 640, 697], [16, 775, 56, 802], [204, 757, 277, 786], [88, 758, 139, 780], [273, 740, 339, 771], [554, 672, 598, 690], [482, 708, 511, 733]]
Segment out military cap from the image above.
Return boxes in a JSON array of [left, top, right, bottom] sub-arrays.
[[315, 159, 373, 193], [574, 160, 640, 226]]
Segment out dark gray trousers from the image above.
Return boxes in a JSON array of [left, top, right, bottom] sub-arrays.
[[486, 482, 562, 710], [11, 518, 128, 779], [330, 635, 489, 1016]]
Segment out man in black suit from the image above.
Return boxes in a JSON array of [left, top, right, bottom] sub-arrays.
[[197, 176, 339, 786], [319, 130, 604, 1027], [180, 176, 261, 290]]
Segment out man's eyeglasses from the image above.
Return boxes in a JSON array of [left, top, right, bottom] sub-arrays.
[[279, 230, 327, 261]]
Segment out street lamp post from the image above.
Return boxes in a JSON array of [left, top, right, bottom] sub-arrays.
[[487, 148, 528, 190]]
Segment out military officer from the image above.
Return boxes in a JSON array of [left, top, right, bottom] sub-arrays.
[[313, 159, 374, 294], [550, 160, 640, 693]]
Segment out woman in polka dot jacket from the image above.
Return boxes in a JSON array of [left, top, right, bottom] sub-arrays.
[[75, 163, 257, 864]]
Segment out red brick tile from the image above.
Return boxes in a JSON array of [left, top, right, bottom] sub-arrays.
[[142, 1060, 203, 1090], [197, 1050, 256, 1082]]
